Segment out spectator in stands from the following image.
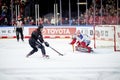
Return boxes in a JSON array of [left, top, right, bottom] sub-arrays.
[[43, 17, 50, 25], [0, 0, 119, 26], [50, 16, 55, 25], [0, 1, 2, 12], [63, 17, 69, 25], [39, 17, 43, 25], [29, 19, 35, 25]]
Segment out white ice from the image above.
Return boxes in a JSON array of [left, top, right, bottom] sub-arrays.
[[0, 39, 120, 80]]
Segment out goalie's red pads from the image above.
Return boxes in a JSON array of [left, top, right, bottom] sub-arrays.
[[70, 38, 92, 53], [77, 41, 91, 53], [77, 41, 86, 47], [70, 38, 76, 45]]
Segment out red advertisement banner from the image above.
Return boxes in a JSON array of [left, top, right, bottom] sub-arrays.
[[29, 27, 76, 35]]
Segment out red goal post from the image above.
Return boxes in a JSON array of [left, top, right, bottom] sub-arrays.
[[94, 25, 120, 51]]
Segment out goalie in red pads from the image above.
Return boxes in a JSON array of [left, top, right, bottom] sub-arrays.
[[70, 30, 93, 53]]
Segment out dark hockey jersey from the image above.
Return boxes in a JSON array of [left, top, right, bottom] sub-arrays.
[[31, 29, 44, 43]]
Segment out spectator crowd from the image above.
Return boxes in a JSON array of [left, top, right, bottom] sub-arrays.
[[0, 0, 120, 26]]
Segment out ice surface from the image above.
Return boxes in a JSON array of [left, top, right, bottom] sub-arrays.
[[0, 39, 120, 80]]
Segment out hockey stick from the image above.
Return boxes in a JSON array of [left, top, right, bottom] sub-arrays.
[[49, 46, 64, 56], [36, 41, 63, 56]]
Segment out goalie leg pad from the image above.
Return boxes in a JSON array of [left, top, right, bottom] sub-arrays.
[[75, 46, 92, 53]]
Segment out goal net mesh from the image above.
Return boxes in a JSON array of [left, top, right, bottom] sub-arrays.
[[94, 25, 120, 51]]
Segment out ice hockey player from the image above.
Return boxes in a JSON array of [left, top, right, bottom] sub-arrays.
[[26, 24, 50, 58], [70, 30, 92, 53]]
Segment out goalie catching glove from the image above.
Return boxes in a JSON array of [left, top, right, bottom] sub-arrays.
[[44, 42, 49, 47]]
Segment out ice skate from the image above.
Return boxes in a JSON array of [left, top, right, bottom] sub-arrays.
[[43, 55, 49, 59]]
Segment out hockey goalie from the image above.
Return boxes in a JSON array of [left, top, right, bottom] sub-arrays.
[[70, 30, 93, 53]]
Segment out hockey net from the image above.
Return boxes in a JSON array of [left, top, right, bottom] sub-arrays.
[[94, 25, 120, 51]]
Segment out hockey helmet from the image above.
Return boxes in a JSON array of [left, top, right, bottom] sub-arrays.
[[37, 24, 44, 31], [38, 24, 43, 29]]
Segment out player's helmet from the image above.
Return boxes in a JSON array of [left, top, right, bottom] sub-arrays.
[[37, 24, 43, 29], [39, 24, 43, 28]]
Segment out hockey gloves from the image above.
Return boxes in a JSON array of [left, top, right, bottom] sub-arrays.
[[44, 42, 49, 47]]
